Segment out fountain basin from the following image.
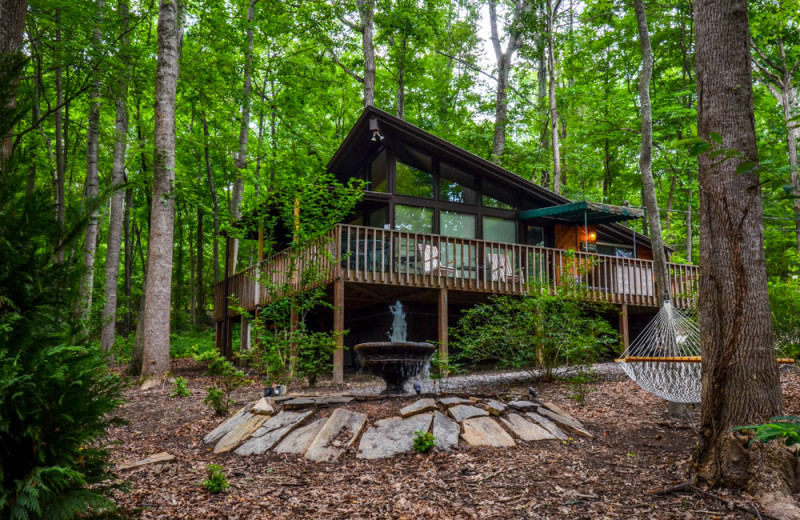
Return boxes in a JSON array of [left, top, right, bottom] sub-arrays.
[[354, 342, 436, 394]]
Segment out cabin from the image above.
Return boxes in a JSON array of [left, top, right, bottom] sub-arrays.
[[214, 107, 698, 383]]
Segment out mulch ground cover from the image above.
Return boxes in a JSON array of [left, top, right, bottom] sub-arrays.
[[109, 361, 800, 519]]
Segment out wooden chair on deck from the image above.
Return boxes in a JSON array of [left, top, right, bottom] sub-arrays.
[[487, 251, 519, 283], [418, 243, 456, 276]]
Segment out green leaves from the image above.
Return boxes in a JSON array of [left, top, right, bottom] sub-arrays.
[[732, 415, 800, 450]]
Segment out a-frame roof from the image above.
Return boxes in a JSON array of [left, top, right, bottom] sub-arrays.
[[327, 106, 656, 249]]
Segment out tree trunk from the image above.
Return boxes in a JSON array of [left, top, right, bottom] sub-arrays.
[[141, 0, 181, 379], [230, 0, 256, 273], [395, 37, 406, 119], [779, 84, 800, 257], [101, 0, 130, 358], [203, 114, 220, 286], [78, 0, 106, 323], [547, 0, 562, 195], [55, 9, 65, 238], [634, 0, 670, 305], [123, 181, 133, 335], [685, 182, 692, 261], [0, 0, 27, 165], [694, 0, 797, 515], [664, 176, 677, 234], [358, 0, 375, 107]]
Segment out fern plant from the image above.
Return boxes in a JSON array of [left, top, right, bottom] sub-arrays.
[[0, 170, 126, 519], [732, 415, 800, 450]]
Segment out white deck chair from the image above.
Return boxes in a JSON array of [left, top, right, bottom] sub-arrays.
[[487, 251, 516, 282], [418, 243, 456, 276]]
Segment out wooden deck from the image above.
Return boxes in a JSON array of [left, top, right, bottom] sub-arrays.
[[215, 224, 698, 321]]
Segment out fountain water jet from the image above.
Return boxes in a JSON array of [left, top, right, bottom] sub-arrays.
[[354, 301, 436, 394]]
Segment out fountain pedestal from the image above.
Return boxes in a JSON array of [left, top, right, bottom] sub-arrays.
[[354, 342, 436, 394]]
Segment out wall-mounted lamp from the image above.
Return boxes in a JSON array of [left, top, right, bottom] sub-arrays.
[[368, 117, 384, 142], [588, 231, 597, 242]]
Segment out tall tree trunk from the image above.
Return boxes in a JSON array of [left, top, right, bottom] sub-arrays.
[[78, 0, 106, 323], [123, 180, 133, 334], [194, 197, 205, 324], [203, 114, 220, 285], [634, 0, 669, 305], [55, 10, 66, 238], [395, 37, 406, 119], [685, 182, 692, 261], [694, 0, 795, 516], [547, 0, 562, 195], [101, 0, 130, 357], [141, 0, 181, 378], [230, 0, 256, 272], [538, 24, 550, 187], [664, 176, 677, 234], [360, 0, 375, 107], [488, 0, 527, 162], [0, 0, 28, 165]]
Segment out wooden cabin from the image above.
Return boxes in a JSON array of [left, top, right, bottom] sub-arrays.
[[215, 107, 698, 383]]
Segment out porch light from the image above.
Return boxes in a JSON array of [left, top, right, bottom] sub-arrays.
[[589, 231, 597, 242]]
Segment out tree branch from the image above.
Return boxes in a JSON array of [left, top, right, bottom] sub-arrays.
[[327, 48, 364, 83]]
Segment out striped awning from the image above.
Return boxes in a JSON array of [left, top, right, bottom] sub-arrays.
[[519, 201, 644, 225]]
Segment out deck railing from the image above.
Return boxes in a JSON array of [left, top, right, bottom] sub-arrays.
[[215, 224, 698, 320]]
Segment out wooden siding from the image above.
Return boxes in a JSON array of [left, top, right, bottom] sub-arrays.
[[215, 224, 698, 320]]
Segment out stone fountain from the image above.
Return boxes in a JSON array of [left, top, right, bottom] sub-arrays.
[[354, 301, 436, 394]]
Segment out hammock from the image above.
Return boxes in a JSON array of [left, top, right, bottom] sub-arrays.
[[615, 301, 795, 404]]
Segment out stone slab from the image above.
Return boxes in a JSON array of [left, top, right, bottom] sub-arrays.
[[357, 413, 433, 459], [438, 397, 474, 407], [460, 417, 515, 447], [305, 408, 368, 462], [500, 413, 556, 442], [448, 404, 489, 422], [525, 412, 568, 440], [273, 418, 328, 455], [508, 400, 539, 412], [283, 397, 319, 410], [537, 404, 593, 438], [432, 411, 460, 450], [400, 398, 437, 418], [213, 413, 269, 454], [320, 396, 354, 406], [203, 406, 252, 444], [252, 397, 275, 416], [235, 411, 314, 456], [118, 452, 176, 471], [480, 400, 507, 416]]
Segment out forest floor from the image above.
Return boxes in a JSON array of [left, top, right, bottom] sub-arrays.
[[109, 361, 800, 519]]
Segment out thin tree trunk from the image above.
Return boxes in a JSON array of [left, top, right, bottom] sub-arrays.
[[358, 0, 375, 107], [547, 0, 562, 195], [685, 182, 692, 261], [634, 0, 669, 305], [665, 176, 677, 234], [55, 9, 65, 238], [123, 180, 133, 335], [395, 37, 406, 119], [101, 0, 130, 357], [779, 83, 800, 256], [694, 0, 793, 515], [203, 114, 220, 285], [141, 0, 181, 378], [195, 197, 205, 324], [78, 0, 106, 323], [230, 0, 256, 272]]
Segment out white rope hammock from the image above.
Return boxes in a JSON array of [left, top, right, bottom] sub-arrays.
[[617, 301, 795, 404]]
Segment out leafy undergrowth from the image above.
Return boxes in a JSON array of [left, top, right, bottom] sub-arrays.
[[108, 364, 800, 519]]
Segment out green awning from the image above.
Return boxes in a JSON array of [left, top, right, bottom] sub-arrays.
[[519, 201, 644, 225]]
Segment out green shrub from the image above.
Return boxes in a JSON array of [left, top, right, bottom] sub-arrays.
[[170, 331, 217, 359], [0, 173, 126, 518], [170, 377, 191, 397], [412, 430, 437, 453], [768, 278, 800, 359], [732, 416, 800, 450], [201, 464, 230, 493], [452, 290, 619, 381], [194, 350, 251, 415], [565, 366, 599, 405]]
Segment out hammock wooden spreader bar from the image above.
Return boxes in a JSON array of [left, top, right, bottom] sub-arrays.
[[616, 356, 796, 364]]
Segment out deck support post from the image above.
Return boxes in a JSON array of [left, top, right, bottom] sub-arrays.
[[438, 288, 448, 369], [225, 317, 234, 360], [215, 320, 224, 352], [620, 303, 630, 349], [239, 316, 251, 366], [333, 278, 345, 385]]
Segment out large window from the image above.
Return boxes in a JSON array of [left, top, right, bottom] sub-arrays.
[[395, 204, 433, 233], [440, 211, 476, 239], [368, 149, 388, 192], [482, 182, 515, 210], [483, 216, 516, 243], [439, 163, 477, 204], [367, 207, 389, 228], [525, 225, 544, 246], [395, 147, 433, 199]]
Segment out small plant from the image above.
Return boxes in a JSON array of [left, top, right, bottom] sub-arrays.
[[565, 366, 599, 405], [427, 350, 462, 394], [194, 350, 252, 415], [732, 415, 800, 450], [170, 376, 191, 397], [413, 430, 436, 453], [202, 464, 230, 493]]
